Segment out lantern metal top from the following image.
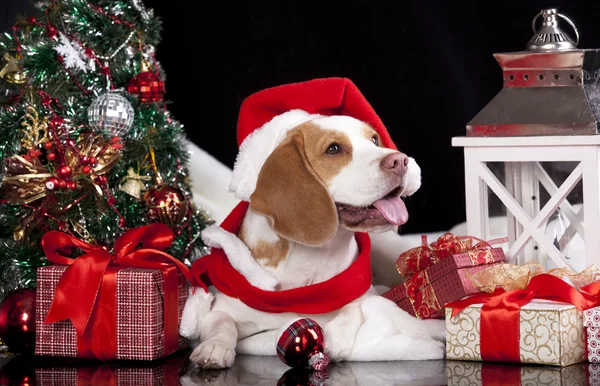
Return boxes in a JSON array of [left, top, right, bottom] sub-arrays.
[[526, 8, 579, 52], [467, 9, 600, 137]]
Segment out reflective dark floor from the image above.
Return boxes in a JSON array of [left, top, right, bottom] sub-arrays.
[[0, 350, 595, 385]]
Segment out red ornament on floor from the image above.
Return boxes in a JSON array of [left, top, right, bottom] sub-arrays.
[[0, 288, 36, 354], [127, 72, 164, 103], [276, 318, 329, 371]]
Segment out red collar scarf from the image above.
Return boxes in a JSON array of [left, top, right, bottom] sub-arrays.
[[191, 201, 372, 314]]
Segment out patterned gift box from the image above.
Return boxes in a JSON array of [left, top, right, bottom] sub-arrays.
[[34, 350, 189, 385], [584, 307, 600, 363], [382, 247, 505, 319], [446, 299, 586, 366], [36, 265, 188, 361], [446, 360, 587, 386]]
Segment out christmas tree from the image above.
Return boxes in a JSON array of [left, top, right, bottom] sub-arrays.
[[0, 0, 212, 299]]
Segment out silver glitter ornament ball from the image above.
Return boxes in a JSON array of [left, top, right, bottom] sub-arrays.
[[87, 92, 134, 137]]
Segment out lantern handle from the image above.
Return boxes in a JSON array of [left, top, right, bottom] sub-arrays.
[[532, 11, 580, 46]]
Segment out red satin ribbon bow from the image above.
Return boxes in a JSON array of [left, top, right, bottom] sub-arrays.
[[41, 224, 192, 336], [396, 233, 507, 278], [447, 274, 600, 363]]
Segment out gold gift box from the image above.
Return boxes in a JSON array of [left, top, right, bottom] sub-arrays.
[[446, 361, 588, 386], [446, 299, 586, 366]]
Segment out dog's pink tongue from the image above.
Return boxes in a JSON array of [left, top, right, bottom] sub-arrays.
[[372, 196, 409, 225]]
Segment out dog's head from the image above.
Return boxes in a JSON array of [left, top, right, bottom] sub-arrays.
[[249, 115, 421, 246]]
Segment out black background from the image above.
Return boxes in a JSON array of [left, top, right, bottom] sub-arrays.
[[3, 1, 600, 233]]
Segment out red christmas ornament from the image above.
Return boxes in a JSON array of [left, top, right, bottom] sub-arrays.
[[45, 177, 59, 190], [57, 179, 66, 189], [47, 152, 56, 161], [127, 72, 165, 103], [66, 181, 77, 190], [142, 185, 189, 227], [43, 142, 53, 150], [57, 165, 72, 178], [81, 165, 91, 174], [0, 288, 36, 354], [276, 318, 329, 370]]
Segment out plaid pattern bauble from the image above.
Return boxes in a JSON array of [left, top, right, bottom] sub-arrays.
[[276, 318, 328, 370], [35, 265, 188, 360]]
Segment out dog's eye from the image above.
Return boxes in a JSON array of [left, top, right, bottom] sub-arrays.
[[325, 143, 341, 155], [372, 135, 380, 146]]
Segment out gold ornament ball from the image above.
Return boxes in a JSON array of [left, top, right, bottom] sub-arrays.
[[142, 185, 189, 227]]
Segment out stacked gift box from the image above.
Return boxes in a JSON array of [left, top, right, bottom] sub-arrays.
[[443, 260, 600, 367], [382, 232, 600, 369], [382, 233, 507, 319]]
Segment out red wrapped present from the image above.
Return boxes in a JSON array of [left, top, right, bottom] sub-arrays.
[[382, 233, 506, 319], [35, 224, 192, 361]]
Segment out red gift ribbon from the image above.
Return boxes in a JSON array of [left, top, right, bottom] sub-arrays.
[[395, 233, 507, 278], [447, 274, 600, 363], [41, 224, 192, 360]]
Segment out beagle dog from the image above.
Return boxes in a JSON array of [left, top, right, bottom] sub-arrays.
[[181, 115, 446, 368]]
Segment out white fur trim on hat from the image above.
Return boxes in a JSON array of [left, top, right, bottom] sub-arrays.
[[229, 109, 322, 201], [201, 225, 279, 291]]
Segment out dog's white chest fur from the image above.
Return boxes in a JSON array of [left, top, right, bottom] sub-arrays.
[[240, 209, 359, 289]]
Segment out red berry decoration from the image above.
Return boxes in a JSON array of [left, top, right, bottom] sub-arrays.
[[66, 181, 77, 190], [142, 185, 189, 227], [43, 142, 53, 150], [47, 24, 58, 39], [0, 288, 36, 354], [128, 72, 165, 103], [57, 179, 66, 189], [45, 177, 59, 190], [82, 166, 91, 174], [277, 318, 329, 370], [47, 152, 56, 161], [88, 157, 97, 166], [57, 165, 72, 178]]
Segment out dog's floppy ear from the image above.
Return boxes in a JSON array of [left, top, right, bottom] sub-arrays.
[[250, 131, 339, 246]]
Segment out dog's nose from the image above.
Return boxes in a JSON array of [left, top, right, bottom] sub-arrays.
[[381, 152, 408, 174]]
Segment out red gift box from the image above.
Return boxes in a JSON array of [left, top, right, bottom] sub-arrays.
[[35, 224, 191, 361], [382, 234, 506, 319]]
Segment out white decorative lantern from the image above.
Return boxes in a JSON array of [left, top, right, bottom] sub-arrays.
[[452, 8, 600, 271]]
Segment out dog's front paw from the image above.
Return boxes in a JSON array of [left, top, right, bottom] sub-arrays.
[[190, 340, 236, 369]]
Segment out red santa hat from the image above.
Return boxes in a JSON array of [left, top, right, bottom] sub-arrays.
[[229, 77, 398, 201]]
